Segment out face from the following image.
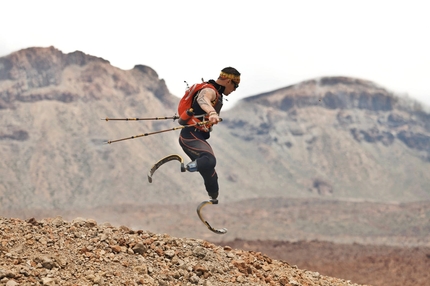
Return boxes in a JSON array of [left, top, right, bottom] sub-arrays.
[[224, 79, 239, 95]]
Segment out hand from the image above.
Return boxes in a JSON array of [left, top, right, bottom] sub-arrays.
[[208, 112, 220, 124]]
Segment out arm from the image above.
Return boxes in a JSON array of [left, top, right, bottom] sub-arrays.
[[196, 88, 220, 124]]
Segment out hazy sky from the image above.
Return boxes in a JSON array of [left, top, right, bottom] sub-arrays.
[[1, 0, 429, 109]]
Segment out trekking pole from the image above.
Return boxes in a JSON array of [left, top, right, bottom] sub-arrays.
[[105, 119, 222, 144], [102, 115, 179, 121]]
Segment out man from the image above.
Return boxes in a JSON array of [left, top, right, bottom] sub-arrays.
[[179, 67, 241, 201]]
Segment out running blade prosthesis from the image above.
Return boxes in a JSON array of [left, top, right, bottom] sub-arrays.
[[148, 154, 227, 234], [147, 154, 185, 183], [196, 199, 228, 234]]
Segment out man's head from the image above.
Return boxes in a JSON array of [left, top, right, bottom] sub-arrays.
[[216, 67, 241, 95]]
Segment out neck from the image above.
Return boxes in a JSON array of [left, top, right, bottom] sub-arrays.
[[208, 80, 225, 95]]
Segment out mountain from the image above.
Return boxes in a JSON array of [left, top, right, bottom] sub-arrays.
[[0, 46, 180, 211], [220, 77, 430, 202], [1, 47, 429, 247]]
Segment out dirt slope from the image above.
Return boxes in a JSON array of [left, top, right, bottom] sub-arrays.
[[0, 217, 368, 286]]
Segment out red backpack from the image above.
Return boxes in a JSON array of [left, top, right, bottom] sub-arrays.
[[177, 82, 217, 126]]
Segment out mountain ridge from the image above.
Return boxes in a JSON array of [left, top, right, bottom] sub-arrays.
[[0, 46, 429, 246]]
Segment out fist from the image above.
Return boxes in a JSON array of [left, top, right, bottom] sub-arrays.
[[208, 112, 220, 124]]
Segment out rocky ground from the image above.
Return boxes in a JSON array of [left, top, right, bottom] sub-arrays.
[[0, 217, 368, 286]]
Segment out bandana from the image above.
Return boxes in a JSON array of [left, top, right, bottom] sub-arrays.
[[219, 71, 241, 84]]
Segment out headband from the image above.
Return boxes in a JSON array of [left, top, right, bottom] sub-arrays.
[[219, 71, 241, 84]]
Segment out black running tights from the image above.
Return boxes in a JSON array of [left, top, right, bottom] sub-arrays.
[[179, 128, 219, 199]]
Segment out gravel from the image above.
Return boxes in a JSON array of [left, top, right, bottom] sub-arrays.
[[0, 217, 369, 286]]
